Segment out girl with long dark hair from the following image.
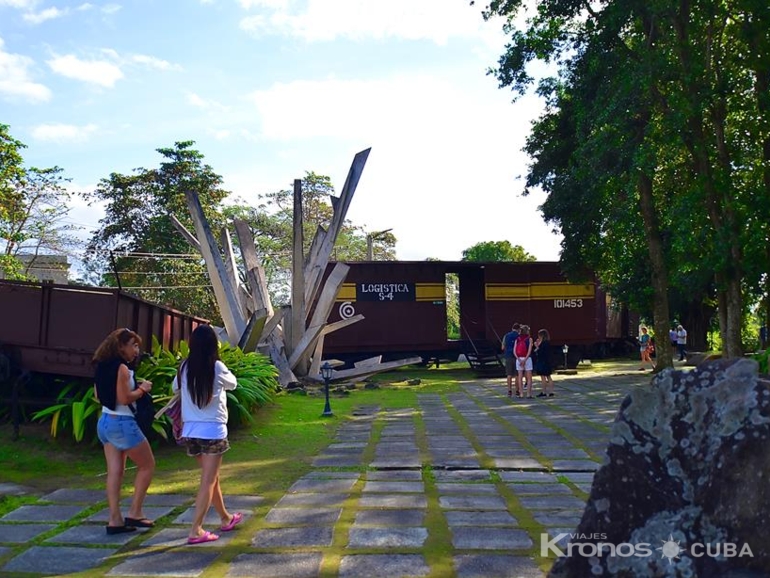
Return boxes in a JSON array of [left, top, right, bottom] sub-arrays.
[[173, 324, 242, 544], [93, 328, 156, 534]]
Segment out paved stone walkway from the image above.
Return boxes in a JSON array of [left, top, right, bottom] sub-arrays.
[[0, 371, 648, 577]]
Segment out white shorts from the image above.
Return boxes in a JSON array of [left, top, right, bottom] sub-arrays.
[[516, 357, 533, 372]]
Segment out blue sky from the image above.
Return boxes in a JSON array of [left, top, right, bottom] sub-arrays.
[[1, 0, 563, 264]]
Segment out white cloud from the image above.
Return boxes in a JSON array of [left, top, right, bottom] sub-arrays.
[[238, 0, 501, 46], [131, 54, 181, 71], [23, 6, 67, 24], [0, 0, 37, 8], [47, 53, 123, 87], [102, 3, 120, 14], [31, 122, 98, 143], [244, 73, 560, 261], [186, 91, 226, 111], [77, 3, 93, 10], [0, 37, 51, 102]]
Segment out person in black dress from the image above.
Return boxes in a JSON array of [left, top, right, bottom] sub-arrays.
[[534, 329, 555, 397]]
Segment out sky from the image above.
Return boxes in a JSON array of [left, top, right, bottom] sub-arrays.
[[1, 0, 563, 266]]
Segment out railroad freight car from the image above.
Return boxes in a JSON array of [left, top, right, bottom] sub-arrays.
[[321, 261, 635, 367], [0, 279, 208, 379]]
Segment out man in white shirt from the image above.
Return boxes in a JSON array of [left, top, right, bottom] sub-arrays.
[[676, 324, 687, 361]]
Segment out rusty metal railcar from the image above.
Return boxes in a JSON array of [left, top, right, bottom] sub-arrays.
[[322, 261, 633, 366], [0, 279, 208, 379]]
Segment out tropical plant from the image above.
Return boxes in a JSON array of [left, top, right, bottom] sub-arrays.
[[30, 381, 100, 443], [30, 337, 279, 443]]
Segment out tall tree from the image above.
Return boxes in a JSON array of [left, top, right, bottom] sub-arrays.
[[481, 0, 770, 359], [0, 125, 81, 280], [85, 141, 229, 321], [462, 240, 536, 262]]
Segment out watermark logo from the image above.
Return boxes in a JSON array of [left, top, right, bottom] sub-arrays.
[[542, 532, 753, 563]]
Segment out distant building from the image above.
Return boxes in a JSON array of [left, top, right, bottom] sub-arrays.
[[0, 254, 71, 284]]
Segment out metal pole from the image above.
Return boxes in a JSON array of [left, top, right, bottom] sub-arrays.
[[322, 375, 333, 416]]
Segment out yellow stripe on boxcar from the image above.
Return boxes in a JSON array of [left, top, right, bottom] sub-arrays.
[[486, 282, 594, 301]]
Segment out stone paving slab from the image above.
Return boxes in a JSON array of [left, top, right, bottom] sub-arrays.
[[107, 549, 220, 576], [288, 478, 358, 493], [121, 493, 193, 507], [550, 460, 600, 471], [499, 472, 558, 483], [40, 488, 105, 503], [354, 509, 425, 526], [173, 506, 256, 526], [454, 554, 544, 578], [46, 523, 151, 546], [139, 527, 238, 548], [304, 471, 361, 480], [0, 504, 87, 522], [359, 494, 428, 509], [347, 527, 428, 548], [433, 470, 492, 482], [518, 496, 590, 510], [451, 527, 533, 550], [444, 511, 519, 527], [86, 504, 176, 524], [338, 554, 430, 578], [369, 457, 422, 468], [252, 526, 334, 547], [510, 483, 574, 495], [362, 481, 424, 493], [226, 553, 323, 577], [366, 470, 423, 481], [492, 458, 544, 470], [264, 507, 342, 525], [436, 483, 499, 495], [439, 496, 508, 511], [0, 522, 56, 543], [3, 545, 119, 575], [275, 493, 349, 508]]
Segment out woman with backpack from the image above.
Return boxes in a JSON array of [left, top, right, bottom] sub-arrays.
[[514, 325, 534, 398], [93, 328, 156, 534], [173, 324, 243, 544]]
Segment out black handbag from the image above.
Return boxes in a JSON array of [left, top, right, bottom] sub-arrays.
[[130, 391, 155, 438]]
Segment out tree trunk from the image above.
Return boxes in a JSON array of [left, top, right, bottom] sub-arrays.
[[638, 171, 673, 369]]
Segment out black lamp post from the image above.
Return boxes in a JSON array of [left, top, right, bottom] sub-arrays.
[[562, 344, 569, 369], [321, 362, 333, 417]]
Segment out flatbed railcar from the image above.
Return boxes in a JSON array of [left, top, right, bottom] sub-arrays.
[[321, 261, 634, 367]]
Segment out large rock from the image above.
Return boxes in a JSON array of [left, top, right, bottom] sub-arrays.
[[549, 359, 770, 577]]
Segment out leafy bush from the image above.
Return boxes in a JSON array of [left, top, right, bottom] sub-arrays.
[[31, 337, 279, 443]]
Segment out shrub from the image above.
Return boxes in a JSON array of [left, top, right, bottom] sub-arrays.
[[31, 337, 279, 443]]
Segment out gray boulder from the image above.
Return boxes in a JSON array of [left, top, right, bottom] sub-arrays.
[[549, 359, 770, 577]]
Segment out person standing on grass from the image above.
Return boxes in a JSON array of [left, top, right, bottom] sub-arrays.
[[501, 322, 520, 397], [93, 328, 156, 535], [174, 324, 243, 545], [534, 329, 555, 397]]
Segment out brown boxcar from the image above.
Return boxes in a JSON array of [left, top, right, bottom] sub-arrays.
[[0, 279, 208, 378], [322, 261, 632, 364]]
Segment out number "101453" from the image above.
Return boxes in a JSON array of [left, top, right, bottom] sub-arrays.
[[554, 298, 583, 308]]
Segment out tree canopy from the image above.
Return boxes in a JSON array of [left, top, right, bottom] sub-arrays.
[[0, 124, 81, 280], [462, 240, 536, 262], [481, 0, 770, 359]]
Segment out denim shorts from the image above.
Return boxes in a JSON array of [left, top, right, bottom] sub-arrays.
[[97, 413, 146, 451]]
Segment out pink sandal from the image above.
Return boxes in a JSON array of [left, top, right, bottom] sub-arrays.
[[187, 530, 219, 545], [219, 512, 243, 532]]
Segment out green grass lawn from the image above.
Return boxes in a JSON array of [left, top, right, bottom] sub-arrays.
[[0, 363, 470, 508]]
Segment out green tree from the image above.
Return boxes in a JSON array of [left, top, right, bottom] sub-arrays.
[[85, 141, 229, 321], [461, 240, 536, 262], [481, 0, 770, 360], [0, 125, 81, 280], [225, 171, 396, 305]]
